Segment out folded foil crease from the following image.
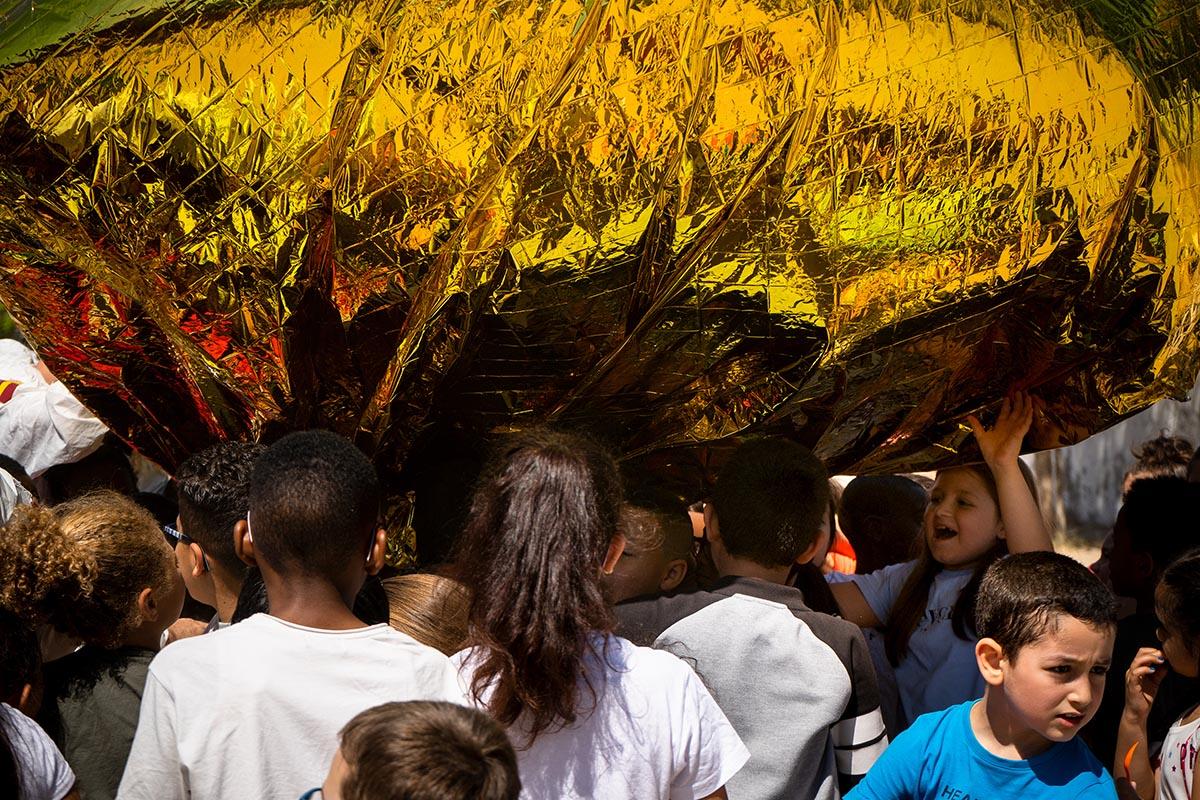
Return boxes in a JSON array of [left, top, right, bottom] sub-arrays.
[[0, 0, 1195, 488]]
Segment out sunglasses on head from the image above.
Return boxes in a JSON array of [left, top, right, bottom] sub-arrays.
[[162, 525, 211, 571]]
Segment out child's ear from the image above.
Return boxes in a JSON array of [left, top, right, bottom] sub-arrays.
[[234, 519, 258, 567], [703, 504, 720, 543], [794, 535, 822, 566], [136, 586, 159, 622], [188, 543, 209, 577], [660, 559, 688, 593], [975, 637, 1007, 686], [16, 682, 37, 717], [366, 527, 387, 576], [602, 534, 626, 576]]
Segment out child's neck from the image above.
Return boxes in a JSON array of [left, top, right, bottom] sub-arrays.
[[123, 620, 170, 652], [972, 691, 1055, 760], [210, 569, 243, 625], [714, 553, 792, 585], [261, 569, 368, 630]]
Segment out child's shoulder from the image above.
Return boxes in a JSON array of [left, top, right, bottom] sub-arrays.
[[605, 633, 699, 678], [881, 700, 974, 762], [45, 645, 152, 699], [148, 620, 244, 679], [905, 700, 967, 737]]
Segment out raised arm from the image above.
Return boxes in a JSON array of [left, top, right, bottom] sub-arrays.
[[831, 581, 882, 629], [1115, 647, 1167, 800], [967, 391, 1052, 553]]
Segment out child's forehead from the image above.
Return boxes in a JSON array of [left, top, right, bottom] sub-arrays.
[[933, 469, 989, 493], [1023, 612, 1116, 651]]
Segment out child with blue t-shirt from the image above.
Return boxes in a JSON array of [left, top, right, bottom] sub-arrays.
[[847, 552, 1119, 800]]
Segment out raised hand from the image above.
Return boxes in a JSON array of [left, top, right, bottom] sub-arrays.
[[1124, 647, 1168, 722], [967, 391, 1037, 468]]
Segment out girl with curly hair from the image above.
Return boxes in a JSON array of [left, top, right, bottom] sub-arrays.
[[0, 491, 184, 800]]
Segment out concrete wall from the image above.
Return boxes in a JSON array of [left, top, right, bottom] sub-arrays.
[[1032, 375, 1200, 542]]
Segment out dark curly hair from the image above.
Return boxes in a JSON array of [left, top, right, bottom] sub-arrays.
[[1125, 433, 1195, 493], [176, 441, 264, 573]]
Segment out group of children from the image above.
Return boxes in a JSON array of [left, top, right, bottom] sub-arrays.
[[0, 391, 1197, 800]]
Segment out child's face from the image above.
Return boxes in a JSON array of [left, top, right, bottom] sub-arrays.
[[999, 615, 1115, 745], [925, 468, 1003, 569], [174, 516, 216, 608], [604, 541, 672, 603], [1155, 586, 1199, 678], [316, 747, 348, 800], [807, 506, 833, 566], [154, 533, 188, 621]]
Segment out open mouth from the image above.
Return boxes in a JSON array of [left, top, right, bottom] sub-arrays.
[[1056, 713, 1085, 727], [932, 526, 958, 541]]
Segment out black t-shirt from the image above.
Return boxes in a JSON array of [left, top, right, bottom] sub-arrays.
[[38, 646, 154, 800]]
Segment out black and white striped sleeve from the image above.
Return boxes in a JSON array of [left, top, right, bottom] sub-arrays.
[[833, 627, 888, 785]]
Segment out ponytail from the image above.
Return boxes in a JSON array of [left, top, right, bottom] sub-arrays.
[[456, 430, 622, 743], [0, 492, 173, 648]]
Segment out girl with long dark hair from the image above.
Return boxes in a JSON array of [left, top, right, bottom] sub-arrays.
[[830, 392, 1052, 729], [452, 429, 748, 800]]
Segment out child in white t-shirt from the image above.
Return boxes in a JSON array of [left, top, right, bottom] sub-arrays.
[[117, 431, 461, 800], [1, 608, 77, 800], [452, 430, 749, 800], [1119, 549, 1200, 800], [830, 392, 1054, 727]]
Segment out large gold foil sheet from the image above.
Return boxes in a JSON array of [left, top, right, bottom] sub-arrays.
[[0, 0, 1197, 483]]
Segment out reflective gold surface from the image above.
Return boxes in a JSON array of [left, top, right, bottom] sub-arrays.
[[0, 0, 1196, 480]]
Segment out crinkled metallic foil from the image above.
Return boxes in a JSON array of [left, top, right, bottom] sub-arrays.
[[0, 0, 1197, 487]]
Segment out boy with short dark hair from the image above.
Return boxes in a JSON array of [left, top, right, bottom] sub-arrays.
[[308, 701, 521, 800], [838, 475, 927, 575], [847, 551, 1118, 800], [118, 431, 461, 800], [173, 441, 265, 631], [617, 438, 885, 800]]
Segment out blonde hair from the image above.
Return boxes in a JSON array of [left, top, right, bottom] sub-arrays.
[[0, 492, 175, 648], [382, 573, 470, 655]]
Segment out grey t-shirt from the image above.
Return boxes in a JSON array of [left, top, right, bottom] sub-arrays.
[[617, 576, 886, 800], [39, 646, 154, 800]]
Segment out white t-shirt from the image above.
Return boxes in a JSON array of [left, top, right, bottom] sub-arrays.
[[1158, 709, 1199, 800], [117, 614, 462, 800], [453, 634, 749, 800], [0, 339, 108, 478], [0, 467, 32, 523], [851, 560, 985, 724], [1, 703, 76, 800]]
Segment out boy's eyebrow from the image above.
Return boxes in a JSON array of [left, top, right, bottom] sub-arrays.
[[1041, 653, 1113, 665]]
